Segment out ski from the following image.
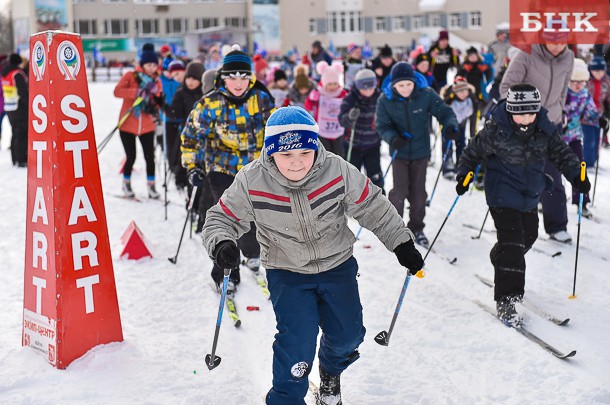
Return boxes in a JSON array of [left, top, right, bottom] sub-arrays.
[[431, 249, 458, 264], [225, 297, 241, 328], [112, 194, 143, 203], [475, 274, 570, 326], [473, 299, 576, 359], [241, 260, 271, 300]]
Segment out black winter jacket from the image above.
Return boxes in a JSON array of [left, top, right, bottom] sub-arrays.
[[169, 85, 203, 127], [338, 86, 381, 149], [457, 100, 580, 212]]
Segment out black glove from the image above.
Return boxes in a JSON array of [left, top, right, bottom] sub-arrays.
[[188, 167, 205, 188], [573, 174, 591, 194], [455, 172, 473, 195], [599, 116, 609, 132], [391, 135, 408, 150], [213, 240, 240, 270], [348, 107, 361, 122], [445, 126, 461, 141], [394, 240, 424, 275]]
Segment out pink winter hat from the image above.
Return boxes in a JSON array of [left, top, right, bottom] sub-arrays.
[[316, 61, 344, 87]]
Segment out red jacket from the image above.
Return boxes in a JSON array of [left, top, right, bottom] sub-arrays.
[[113, 68, 162, 135]]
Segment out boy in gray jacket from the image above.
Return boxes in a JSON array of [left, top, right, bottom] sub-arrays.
[[202, 106, 424, 405]]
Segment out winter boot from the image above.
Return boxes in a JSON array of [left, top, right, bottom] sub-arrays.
[[147, 181, 160, 199], [122, 179, 135, 198], [245, 257, 261, 273], [549, 230, 572, 244], [496, 296, 523, 327], [581, 206, 593, 219], [318, 367, 342, 405], [414, 232, 430, 249], [226, 280, 237, 299]]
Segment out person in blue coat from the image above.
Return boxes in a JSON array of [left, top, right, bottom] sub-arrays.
[[375, 62, 459, 248]]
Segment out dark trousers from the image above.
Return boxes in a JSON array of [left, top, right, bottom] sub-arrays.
[[166, 121, 188, 188], [208, 172, 260, 285], [265, 257, 365, 405], [490, 207, 538, 302], [7, 113, 28, 165], [540, 159, 568, 234], [0, 111, 5, 138], [319, 137, 345, 158], [190, 177, 215, 231], [119, 131, 156, 180], [441, 124, 467, 174], [582, 124, 600, 168], [346, 145, 385, 192], [568, 139, 590, 206], [388, 158, 428, 233]]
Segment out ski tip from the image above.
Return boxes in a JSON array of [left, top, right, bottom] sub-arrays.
[[449, 257, 458, 264], [234, 320, 242, 328], [205, 354, 221, 370], [471, 235, 481, 240], [552, 251, 562, 257], [374, 331, 389, 346], [558, 318, 570, 326], [557, 350, 577, 359]]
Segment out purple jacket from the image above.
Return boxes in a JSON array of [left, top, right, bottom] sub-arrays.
[[564, 87, 599, 142]]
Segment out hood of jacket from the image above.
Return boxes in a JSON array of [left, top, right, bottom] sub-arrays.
[[381, 70, 429, 101]]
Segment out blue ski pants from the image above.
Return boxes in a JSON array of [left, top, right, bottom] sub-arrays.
[[265, 256, 365, 405]]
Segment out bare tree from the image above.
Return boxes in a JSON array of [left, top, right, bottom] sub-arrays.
[[0, 11, 14, 54]]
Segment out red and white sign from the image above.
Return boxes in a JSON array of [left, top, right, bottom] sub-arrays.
[[23, 31, 123, 369], [510, 0, 609, 52]]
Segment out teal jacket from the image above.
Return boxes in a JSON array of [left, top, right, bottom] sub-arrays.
[[375, 75, 458, 161]]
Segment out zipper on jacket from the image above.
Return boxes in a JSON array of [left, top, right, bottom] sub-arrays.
[[294, 189, 321, 273], [405, 97, 412, 159]]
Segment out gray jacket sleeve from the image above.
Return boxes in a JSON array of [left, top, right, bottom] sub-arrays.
[[201, 171, 254, 258], [341, 159, 413, 250], [499, 51, 528, 99]]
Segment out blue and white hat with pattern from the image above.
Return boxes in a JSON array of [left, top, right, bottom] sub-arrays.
[[264, 106, 319, 156]]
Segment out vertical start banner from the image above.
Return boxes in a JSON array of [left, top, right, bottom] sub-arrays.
[[24, 31, 123, 369]]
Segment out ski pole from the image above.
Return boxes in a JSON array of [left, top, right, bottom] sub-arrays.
[[591, 127, 603, 207], [161, 112, 169, 221], [97, 96, 143, 154], [426, 140, 452, 207], [569, 162, 586, 299], [168, 185, 198, 264], [418, 171, 474, 277], [346, 119, 357, 162], [205, 267, 232, 370], [471, 207, 490, 240], [355, 150, 398, 240], [468, 164, 482, 196]]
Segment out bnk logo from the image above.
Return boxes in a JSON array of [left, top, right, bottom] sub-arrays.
[[510, 0, 609, 52]]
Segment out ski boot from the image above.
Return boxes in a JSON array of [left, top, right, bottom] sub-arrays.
[[318, 367, 342, 405], [414, 232, 430, 249], [148, 181, 160, 199], [496, 296, 523, 327], [122, 179, 135, 198]]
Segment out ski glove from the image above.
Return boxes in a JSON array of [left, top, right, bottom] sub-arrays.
[[188, 167, 205, 188], [213, 240, 241, 270], [455, 172, 472, 195], [391, 135, 409, 150], [348, 107, 361, 122], [394, 240, 424, 275], [572, 174, 591, 194], [445, 126, 461, 141]]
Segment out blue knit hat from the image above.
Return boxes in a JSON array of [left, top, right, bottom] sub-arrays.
[[140, 43, 158, 67], [264, 106, 319, 156], [589, 56, 607, 72], [390, 62, 415, 85]]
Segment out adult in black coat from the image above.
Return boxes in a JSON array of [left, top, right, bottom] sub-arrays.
[[1, 54, 28, 166]]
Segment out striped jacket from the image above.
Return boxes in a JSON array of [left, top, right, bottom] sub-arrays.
[[181, 77, 275, 175], [202, 143, 414, 274]]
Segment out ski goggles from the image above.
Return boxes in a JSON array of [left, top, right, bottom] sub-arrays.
[[221, 71, 252, 80]]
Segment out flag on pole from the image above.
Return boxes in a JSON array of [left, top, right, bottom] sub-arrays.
[[253, 41, 267, 58], [292, 45, 300, 62], [328, 40, 336, 58], [92, 44, 106, 65], [362, 40, 372, 60]]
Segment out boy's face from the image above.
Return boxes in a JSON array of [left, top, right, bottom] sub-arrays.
[[225, 76, 250, 97], [467, 53, 478, 63], [358, 87, 375, 98], [416, 61, 429, 73], [393, 80, 414, 98], [591, 70, 606, 81], [324, 82, 340, 92], [298, 87, 310, 95], [276, 78, 288, 89], [512, 113, 536, 126], [171, 70, 185, 83], [455, 89, 469, 100], [381, 56, 393, 67], [273, 149, 316, 181], [185, 77, 201, 90], [143, 62, 158, 76]]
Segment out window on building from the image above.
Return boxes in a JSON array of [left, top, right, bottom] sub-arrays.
[[392, 16, 405, 32], [309, 18, 316, 34], [412, 15, 424, 30], [429, 13, 441, 27], [374, 16, 386, 32], [135, 19, 160, 35], [195, 17, 218, 29], [75, 19, 97, 35], [166, 18, 188, 34], [470, 11, 482, 27], [224, 17, 242, 27], [104, 19, 129, 35], [326, 10, 362, 33], [449, 13, 462, 28]]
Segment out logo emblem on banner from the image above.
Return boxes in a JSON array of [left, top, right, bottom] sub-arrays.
[[32, 41, 46, 82], [57, 41, 80, 80]]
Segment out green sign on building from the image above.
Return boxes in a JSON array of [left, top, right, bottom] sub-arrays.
[[82, 38, 135, 52]]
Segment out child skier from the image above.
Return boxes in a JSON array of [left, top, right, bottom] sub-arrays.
[[202, 106, 424, 405], [376, 62, 459, 248], [440, 76, 478, 179], [455, 84, 588, 326], [113, 43, 164, 198], [338, 68, 385, 192], [564, 58, 599, 218], [181, 44, 275, 290], [287, 64, 315, 108], [304, 61, 347, 157], [267, 68, 290, 108]]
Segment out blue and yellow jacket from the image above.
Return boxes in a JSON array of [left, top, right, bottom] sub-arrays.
[[181, 76, 275, 176]]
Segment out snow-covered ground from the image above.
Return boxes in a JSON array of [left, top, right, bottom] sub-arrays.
[[1, 82, 610, 404]]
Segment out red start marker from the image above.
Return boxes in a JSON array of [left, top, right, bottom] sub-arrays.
[[120, 221, 153, 261], [23, 31, 123, 369]]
